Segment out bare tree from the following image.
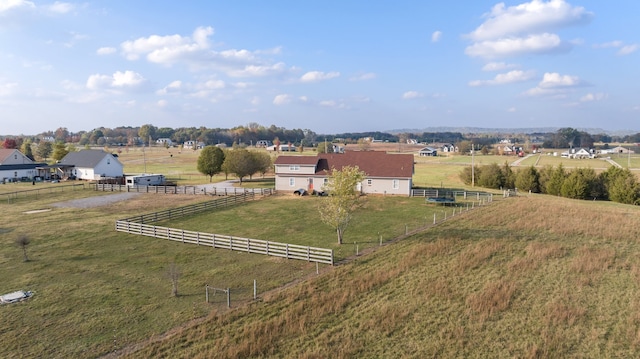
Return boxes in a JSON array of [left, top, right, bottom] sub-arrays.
[[15, 234, 30, 262], [167, 263, 180, 297]]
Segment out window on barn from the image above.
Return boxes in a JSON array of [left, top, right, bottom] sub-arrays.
[[367, 179, 372, 186], [392, 179, 399, 189], [289, 178, 295, 187]]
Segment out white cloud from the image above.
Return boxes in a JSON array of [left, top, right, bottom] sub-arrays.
[[0, 0, 34, 13], [431, 31, 442, 43], [482, 62, 518, 71], [157, 99, 168, 107], [618, 44, 638, 56], [156, 80, 182, 95], [0, 81, 18, 96], [465, 33, 569, 58], [47, 1, 73, 14], [349, 72, 376, 81], [86, 70, 146, 90], [580, 92, 607, 102], [538, 72, 582, 88], [300, 71, 340, 83], [250, 96, 260, 105], [273, 94, 292, 105], [469, 70, 535, 86], [465, 0, 591, 59], [402, 91, 423, 99], [507, 107, 517, 112], [524, 71, 585, 97], [592, 40, 638, 56], [468, 0, 593, 41], [97, 47, 116, 55], [120, 27, 291, 78]]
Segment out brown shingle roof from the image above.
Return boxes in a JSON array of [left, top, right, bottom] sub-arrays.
[[275, 151, 414, 178]]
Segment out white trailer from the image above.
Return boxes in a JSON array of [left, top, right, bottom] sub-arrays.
[[125, 174, 166, 186]]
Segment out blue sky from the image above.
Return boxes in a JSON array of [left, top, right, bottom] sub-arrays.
[[1, 0, 638, 135]]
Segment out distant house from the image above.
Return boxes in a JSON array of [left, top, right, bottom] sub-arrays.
[[418, 147, 437, 156], [0, 149, 42, 182], [156, 138, 173, 147], [58, 150, 123, 180], [183, 141, 205, 150], [274, 151, 414, 196], [571, 148, 594, 159], [600, 146, 634, 155]]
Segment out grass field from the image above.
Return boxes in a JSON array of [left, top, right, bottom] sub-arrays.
[[3, 146, 640, 357], [117, 195, 640, 358]]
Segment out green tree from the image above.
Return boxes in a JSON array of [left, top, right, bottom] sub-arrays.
[[317, 140, 334, 154], [603, 167, 640, 204], [317, 166, 366, 244], [36, 141, 53, 161], [545, 164, 566, 196], [515, 166, 540, 193], [52, 141, 69, 162], [197, 146, 225, 182], [221, 148, 254, 184], [477, 163, 504, 189], [138, 124, 157, 146], [251, 151, 272, 178], [560, 168, 598, 200], [21, 141, 34, 161]]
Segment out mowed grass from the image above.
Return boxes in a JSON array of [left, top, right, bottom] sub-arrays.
[[157, 194, 475, 261], [119, 194, 640, 358], [0, 188, 479, 358]]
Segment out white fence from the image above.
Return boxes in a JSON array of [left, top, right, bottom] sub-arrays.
[[411, 188, 493, 202], [115, 221, 333, 265], [95, 183, 273, 196], [115, 192, 334, 265]]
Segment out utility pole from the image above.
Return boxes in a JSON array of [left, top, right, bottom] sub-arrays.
[[471, 143, 475, 187]]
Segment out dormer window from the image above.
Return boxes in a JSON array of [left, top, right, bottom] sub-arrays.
[[289, 165, 300, 171]]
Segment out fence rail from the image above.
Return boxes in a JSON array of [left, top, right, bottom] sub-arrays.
[[95, 183, 273, 196], [1, 183, 87, 203], [120, 193, 261, 224], [115, 221, 333, 265], [115, 190, 333, 265]]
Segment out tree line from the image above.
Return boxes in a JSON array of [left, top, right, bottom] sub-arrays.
[[197, 146, 272, 184], [459, 164, 640, 205]]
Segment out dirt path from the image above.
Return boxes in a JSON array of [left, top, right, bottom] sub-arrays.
[[52, 192, 142, 208]]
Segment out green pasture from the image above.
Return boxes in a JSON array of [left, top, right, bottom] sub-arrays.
[[0, 187, 482, 358], [120, 195, 640, 358]]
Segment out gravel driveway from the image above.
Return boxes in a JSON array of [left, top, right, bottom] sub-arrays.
[[52, 192, 142, 208]]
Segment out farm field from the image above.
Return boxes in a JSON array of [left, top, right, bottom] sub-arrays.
[[0, 185, 483, 358], [119, 195, 640, 358]]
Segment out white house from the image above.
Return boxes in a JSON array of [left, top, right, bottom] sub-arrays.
[[273, 151, 414, 196], [0, 149, 41, 182], [184, 141, 205, 150], [58, 150, 124, 180], [418, 147, 437, 156], [156, 138, 174, 147]]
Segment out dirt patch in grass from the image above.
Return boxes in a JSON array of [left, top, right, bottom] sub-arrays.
[[51, 192, 142, 208]]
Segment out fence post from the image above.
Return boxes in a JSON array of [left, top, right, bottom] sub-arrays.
[[227, 288, 230, 308], [253, 279, 257, 300], [433, 213, 436, 224], [206, 285, 209, 303]]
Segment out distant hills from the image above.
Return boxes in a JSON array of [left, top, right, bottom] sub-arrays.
[[387, 127, 637, 136]]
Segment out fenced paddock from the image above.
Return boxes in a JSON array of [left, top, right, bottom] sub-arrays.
[[95, 183, 273, 196], [115, 221, 333, 265], [1, 183, 87, 203], [115, 191, 334, 265]]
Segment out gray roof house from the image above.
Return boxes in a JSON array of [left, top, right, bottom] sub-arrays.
[[274, 151, 414, 196], [59, 150, 123, 180]]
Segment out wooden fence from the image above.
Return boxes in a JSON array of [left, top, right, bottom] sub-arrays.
[[95, 183, 273, 196], [1, 183, 87, 203], [119, 193, 259, 224], [115, 221, 333, 265], [115, 192, 334, 265]]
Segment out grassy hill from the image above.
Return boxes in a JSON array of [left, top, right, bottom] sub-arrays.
[[115, 195, 640, 358]]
